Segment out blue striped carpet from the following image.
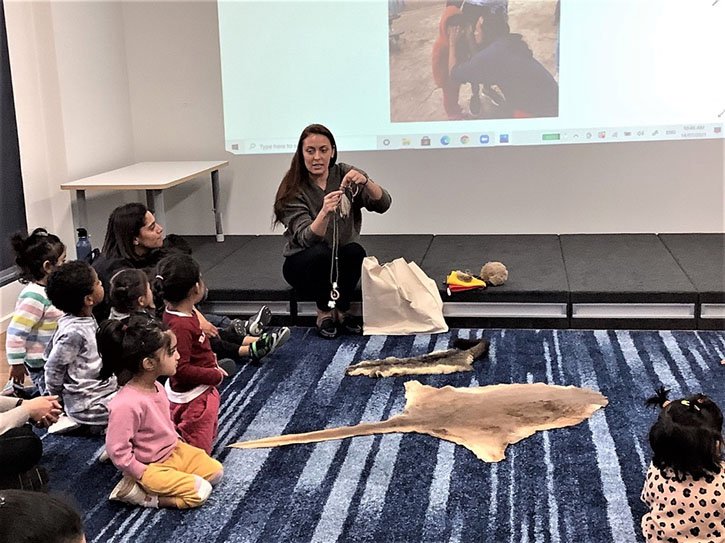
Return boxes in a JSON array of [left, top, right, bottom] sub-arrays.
[[41, 328, 725, 543]]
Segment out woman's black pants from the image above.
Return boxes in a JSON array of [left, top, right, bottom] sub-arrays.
[[283, 242, 366, 312], [0, 425, 43, 488]]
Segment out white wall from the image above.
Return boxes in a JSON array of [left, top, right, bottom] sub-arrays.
[[1, 0, 136, 329], [1, 0, 723, 328]]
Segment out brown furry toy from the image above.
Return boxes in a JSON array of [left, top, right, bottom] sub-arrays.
[[480, 261, 508, 286]]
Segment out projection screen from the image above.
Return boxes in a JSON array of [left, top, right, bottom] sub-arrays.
[[217, 0, 724, 155]]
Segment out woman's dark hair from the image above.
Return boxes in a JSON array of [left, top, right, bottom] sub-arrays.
[[46, 261, 96, 315], [273, 123, 338, 225], [646, 387, 723, 480], [0, 489, 84, 543], [98, 314, 173, 384], [461, 1, 511, 47], [153, 253, 201, 305], [101, 203, 149, 262], [10, 228, 66, 284], [109, 268, 150, 314]]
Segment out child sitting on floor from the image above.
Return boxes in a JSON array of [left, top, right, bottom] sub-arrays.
[[154, 253, 290, 453], [5, 228, 66, 396], [98, 315, 223, 509], [641, 387, 725, 542], [44, 261, 118, 432], [107, 268, 155, 320]]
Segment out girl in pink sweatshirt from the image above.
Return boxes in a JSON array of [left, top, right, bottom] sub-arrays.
[[97, 315, 223, 509]]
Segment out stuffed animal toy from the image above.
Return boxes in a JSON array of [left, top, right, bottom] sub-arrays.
[[480, 262, 508, 286]]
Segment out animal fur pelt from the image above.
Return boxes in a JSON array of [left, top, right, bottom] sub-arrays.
[[346, 338, 489, 378], [229, 381, 608, 463]]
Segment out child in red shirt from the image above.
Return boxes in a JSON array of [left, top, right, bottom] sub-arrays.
[[155, 254, 289, 453]]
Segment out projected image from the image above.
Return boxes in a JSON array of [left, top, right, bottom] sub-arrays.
[[389, 0, 560, 122]]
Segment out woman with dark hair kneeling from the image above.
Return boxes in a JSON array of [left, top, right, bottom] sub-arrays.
[[274, 124, 392, 338]]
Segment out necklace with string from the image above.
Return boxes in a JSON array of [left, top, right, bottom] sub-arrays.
[[328, 183, 360, 309]]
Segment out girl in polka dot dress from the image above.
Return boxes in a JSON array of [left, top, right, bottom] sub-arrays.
[[642, 387, 725, 543]]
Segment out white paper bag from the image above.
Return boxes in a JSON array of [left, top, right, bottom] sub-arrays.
[[362, 256, 448, 335]]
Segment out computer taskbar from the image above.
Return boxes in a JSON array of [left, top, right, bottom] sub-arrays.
[[224, 123, 723, 154]]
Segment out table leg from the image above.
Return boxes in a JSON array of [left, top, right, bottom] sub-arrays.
[[146, 189, 166, 228], [75, 190, 88, 230], [211, 169, 224, 242]]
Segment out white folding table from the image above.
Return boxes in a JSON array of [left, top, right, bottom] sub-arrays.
[[61, 160, 229, 241]]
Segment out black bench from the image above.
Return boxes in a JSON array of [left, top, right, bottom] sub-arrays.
[[189, 233, 724, 330]]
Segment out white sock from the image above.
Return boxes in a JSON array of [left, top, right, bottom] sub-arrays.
[[209, 468, 224, 486]]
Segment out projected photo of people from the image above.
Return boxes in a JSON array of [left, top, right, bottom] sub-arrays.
[[389, 0, 560, 122]]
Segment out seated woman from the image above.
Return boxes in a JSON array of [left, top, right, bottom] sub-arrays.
[[448, 0, 558, 119], [92, 202, 165, 321], [273, 124, 392, 338]]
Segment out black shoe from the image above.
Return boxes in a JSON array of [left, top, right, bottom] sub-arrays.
[[339, 314, 363, 335], [231, 305, 272, 337], [316, 317, 339, 339], [218, 358, 238, 378]]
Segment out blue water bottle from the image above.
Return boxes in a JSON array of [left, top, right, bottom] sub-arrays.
[[76, 228, 92, 262]]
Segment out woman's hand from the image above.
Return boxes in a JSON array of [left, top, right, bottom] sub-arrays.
[[320, 190, 344, 216], [21, 395, 62, 426], [9, 364, 28, 385], [341, 170, 368, 189]]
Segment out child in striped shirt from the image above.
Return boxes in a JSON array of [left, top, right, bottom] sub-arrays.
[[5, 229, 66, 395]]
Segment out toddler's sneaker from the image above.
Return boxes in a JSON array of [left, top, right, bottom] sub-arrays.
[[47, 414, 81, 435], [232, 305, 272, 337], [249, 327, 291, 361], [218, 358, 238, 379], [109, 476, 148, 506], [98, 447, 110, 463]]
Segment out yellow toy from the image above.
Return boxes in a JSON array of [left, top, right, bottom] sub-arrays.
[[446, 271, 486, 293]]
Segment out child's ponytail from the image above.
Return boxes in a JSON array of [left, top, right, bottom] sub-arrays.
[[97, 319, 128, 382], [153, 254, 201, 304], [109, 268, 150, 315], [645, 386, 670, 408], [10, 228, 65, 283], [98, 315, 172, 385]]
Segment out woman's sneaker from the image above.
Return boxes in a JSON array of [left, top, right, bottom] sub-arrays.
[[232, 305, 272, 337], [316, 317, 338, 339], [249, 327, 291, 361], [339, 314, 363, 335]]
